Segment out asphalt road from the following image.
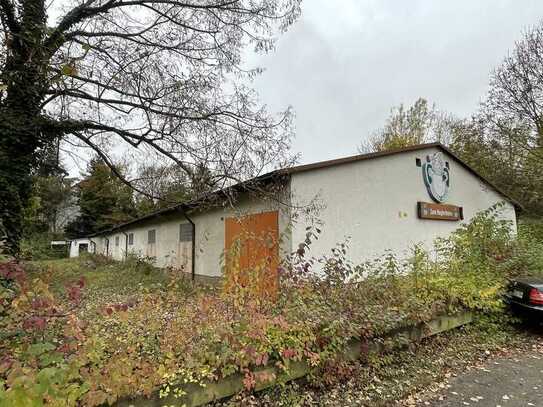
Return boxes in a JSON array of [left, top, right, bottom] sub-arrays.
[[429, 325, 543, 407]]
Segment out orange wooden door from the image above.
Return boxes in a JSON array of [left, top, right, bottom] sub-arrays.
[[224, 211, 279, 298]]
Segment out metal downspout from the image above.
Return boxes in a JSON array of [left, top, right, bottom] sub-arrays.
[[89, 238, 96, 255], [67, 240, 72, 257], [182, 210, 196, 281], [105, 238, 110, 257]]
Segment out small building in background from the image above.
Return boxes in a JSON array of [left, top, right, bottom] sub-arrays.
[[49, 240, 70, 258], [69, 238, 95, 258]]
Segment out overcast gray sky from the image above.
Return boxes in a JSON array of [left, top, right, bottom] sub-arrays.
[[248, 0, 543, 165]]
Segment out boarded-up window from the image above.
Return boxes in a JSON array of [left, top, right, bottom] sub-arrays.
[[115, 236, 119, 247], [179, 223, 193, 242], [148, 229, 156, 244], [128, 233, 134, 245]]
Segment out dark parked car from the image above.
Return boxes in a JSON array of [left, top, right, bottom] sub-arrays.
[[505, 277, 543, 320]]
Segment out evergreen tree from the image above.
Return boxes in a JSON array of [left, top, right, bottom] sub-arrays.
[[65, 158, 136, 238]]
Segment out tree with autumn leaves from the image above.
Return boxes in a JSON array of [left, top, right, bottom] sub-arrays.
[[361, 22, 543, 217]]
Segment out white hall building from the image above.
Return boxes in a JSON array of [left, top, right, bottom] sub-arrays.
[[70, 143, 518, 280]]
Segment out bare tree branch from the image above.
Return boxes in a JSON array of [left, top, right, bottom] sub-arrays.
[[0, 0, 301, 252]]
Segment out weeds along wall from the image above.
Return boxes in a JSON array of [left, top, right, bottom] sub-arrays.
[[289, 146, 517, 266], [2, 210, 526, 407]]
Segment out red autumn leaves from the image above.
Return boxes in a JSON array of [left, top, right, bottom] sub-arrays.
[[66, 277, 85, 305], [0, 261, 25, 284], [22, 316, 47, 331], [103, 300, 136, 316], [2, 261, 87, 333]]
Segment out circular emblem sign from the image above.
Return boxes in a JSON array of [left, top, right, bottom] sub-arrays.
[[422, 152, 450, 203]]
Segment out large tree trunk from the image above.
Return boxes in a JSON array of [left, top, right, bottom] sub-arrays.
[[0, 116, 38, 255], [0, 73, 48, 256], [0, 0, 49, 255]]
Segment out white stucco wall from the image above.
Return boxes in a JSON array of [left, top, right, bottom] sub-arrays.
[[96, 215, 194, 271], [289, 146, 517, 265], [76, 146, 516, 277], [189, 192, 292, 277], [69, 238, 95, 257], [89, 186, 291, 278]]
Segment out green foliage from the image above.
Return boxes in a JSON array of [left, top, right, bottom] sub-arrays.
[[64, 157, 137, 238], [1, 129, 64, 255], [7, 147, 73, 261], [1, 209, 541, 406], [0, 149, 34, 256], [20, 233, 68, 261], [500, 217, 543, 279], [124, 253, 157, 275], [246, 315, 534, 407], [23, 172, 74, 238], [361, 98, 452, 153], [0, 261, 88, 407], [449, 119, 543, 216], [518, 216, 543, 242], [26, 255, 173, 299]]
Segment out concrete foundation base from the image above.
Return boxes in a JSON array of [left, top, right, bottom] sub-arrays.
[[113, 312, 473, 407]]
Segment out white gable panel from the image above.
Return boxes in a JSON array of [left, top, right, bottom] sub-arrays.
[[289, 146, 516, 265]]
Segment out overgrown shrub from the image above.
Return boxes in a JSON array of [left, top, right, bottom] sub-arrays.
[[0, 261, 88, 406], [20, 233, 69, 261], [124, 252, 156, 275], [0, 207, 540, 406], [504, 217, 543, 278]]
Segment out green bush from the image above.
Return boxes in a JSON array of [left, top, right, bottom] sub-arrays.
[[20, 233, 69, 261], [506, 217, 543, 278], [2, 207, 542, 406], [124, 252, 156, 275]]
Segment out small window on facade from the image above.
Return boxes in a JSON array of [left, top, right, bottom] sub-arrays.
[[179, 223, 193, 242], [128, 233, 134, 245], [115, 236, 119, 247], [148, 229, 156, 244]]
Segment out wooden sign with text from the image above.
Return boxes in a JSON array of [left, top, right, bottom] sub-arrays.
[[417, 202, 463, 221]]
